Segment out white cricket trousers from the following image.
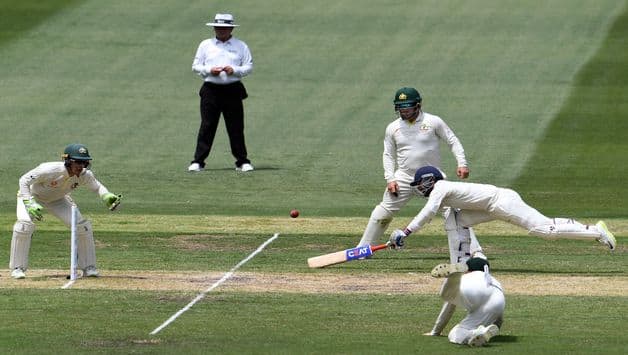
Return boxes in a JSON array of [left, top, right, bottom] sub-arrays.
[[448, 272, 505, 344]]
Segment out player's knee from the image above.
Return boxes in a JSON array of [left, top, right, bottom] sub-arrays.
[[447, 325, 466, 344], [14, 220, 35, 234], [371, 205, 393, 224], [77, 219, 93, 235]]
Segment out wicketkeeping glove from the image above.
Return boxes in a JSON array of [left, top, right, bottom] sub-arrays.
[[389, 229, 408, 249], [23, 199, 44, 221], [102, 193, 122, 211]]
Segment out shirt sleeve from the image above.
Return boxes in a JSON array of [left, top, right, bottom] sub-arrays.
[[382, 124, 397, 182], [434, 117, 467, 167], [191, 41, 207, 73], [17, 166, 41, 200], [406, 183, 446, 232], [233, 42, 253, 78], [81, 171, 110, 197], [439, 272, 463, 306]]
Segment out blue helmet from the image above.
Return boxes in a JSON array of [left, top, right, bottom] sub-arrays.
[[410, 166, 444, 197]]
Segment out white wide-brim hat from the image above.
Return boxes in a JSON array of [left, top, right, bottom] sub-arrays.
[[206, 13, 239, 27]]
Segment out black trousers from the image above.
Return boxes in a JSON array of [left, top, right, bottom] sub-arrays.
[[192, 81, 251, 168]]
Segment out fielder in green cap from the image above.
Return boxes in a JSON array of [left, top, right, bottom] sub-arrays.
[[357, 86, 472, 247], [355, 87, 477, 339], [9, 143, 122, 279], [430, 256, 504, 347]]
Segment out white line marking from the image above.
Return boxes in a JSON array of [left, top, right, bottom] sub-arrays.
[[61, 279, 75, 289], [150, 233, 279, 335]]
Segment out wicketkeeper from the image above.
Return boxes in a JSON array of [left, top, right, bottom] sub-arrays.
[[9, 143, 122, 279]]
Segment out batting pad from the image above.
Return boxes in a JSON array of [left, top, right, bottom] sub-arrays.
[[357, 205, 393, 247], [76, 220, 97, 269], [528, 220, 600, 240], [10, 221, 35, 270]]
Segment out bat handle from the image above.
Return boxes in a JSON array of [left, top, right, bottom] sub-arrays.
[[371, 242, 391, 252]]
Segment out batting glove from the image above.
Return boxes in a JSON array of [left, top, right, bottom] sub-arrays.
[[389, 229, 408, 249], [23, 199, 44, 221], [102, 193, 122, 210]]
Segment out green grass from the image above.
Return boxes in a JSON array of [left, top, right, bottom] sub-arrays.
[[0, 0, 84, 45], [0, 227, 625, 354], [1, 0, 628, 354], [0, 0, 625, 216], [513, 1, 628, 217], [2, 291, 625, 354]]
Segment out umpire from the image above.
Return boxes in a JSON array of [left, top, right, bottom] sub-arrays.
[[188, 13, 254, 173]]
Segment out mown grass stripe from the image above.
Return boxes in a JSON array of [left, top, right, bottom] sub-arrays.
[[514, 2, 628, 217], [0, 0, 84, 45]]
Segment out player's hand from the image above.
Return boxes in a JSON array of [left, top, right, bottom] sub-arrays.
[[23, 199, 43, 221], [389, 229, 408, 249], [457, 166, 470, 179], [210, 66, 224, 75], [102, 193, 122, 210], [387, 181, 399, 197], [222, 65, 234, 75]]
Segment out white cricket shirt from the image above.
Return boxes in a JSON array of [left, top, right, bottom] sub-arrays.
[[406, 180, 500, 232], [18, 162, 110, 203], [192, 36, 253, 84], [383, 112, 467, 182]]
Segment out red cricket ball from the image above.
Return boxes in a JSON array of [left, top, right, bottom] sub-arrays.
[[290, 209, 299, 218]]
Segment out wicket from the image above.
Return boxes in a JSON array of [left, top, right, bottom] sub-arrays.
[[69, 205, 78, 281]]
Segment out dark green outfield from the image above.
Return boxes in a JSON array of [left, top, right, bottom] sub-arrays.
[[0, 0, 626, 217], [0, 0, 84, 45], [0, 2, 626, 352], [513, 5, 628, 217]]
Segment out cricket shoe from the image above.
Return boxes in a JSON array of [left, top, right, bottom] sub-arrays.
[[595, 221, 616, 250], [11, 268, 26, 279], [468, 324, 499, 347], [430, 262, 468, 278], [84, 266, 100, 277], [187, 163, 203, 172], [236, 163, 254, 172]]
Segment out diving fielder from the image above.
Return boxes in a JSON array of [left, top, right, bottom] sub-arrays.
[[389, 166, 617, 251], [357, 87, 470, 248], [431, 257, 504, 347], [9, 144, 122, 279]]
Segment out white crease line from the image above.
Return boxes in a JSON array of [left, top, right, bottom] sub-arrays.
[[150, 233, 279, 335], [61, 280, 75, 289]]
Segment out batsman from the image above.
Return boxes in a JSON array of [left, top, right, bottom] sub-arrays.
[[9, 143, 122, 279]]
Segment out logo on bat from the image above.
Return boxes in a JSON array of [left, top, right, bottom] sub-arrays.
[[345, 246, 373, 261]]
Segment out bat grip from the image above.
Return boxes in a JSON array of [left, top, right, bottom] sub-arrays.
[[371, 242, 391, 252]]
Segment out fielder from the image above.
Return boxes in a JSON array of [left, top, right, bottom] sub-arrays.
[[357, 87, 471, 248], [424, 209, 486, 337], [9, 144, 122, 279], [431, 257, 504, 347], [389, 166, 617, 251]]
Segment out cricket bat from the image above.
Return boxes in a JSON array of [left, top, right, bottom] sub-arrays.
[[307, 242, 390, 268]]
